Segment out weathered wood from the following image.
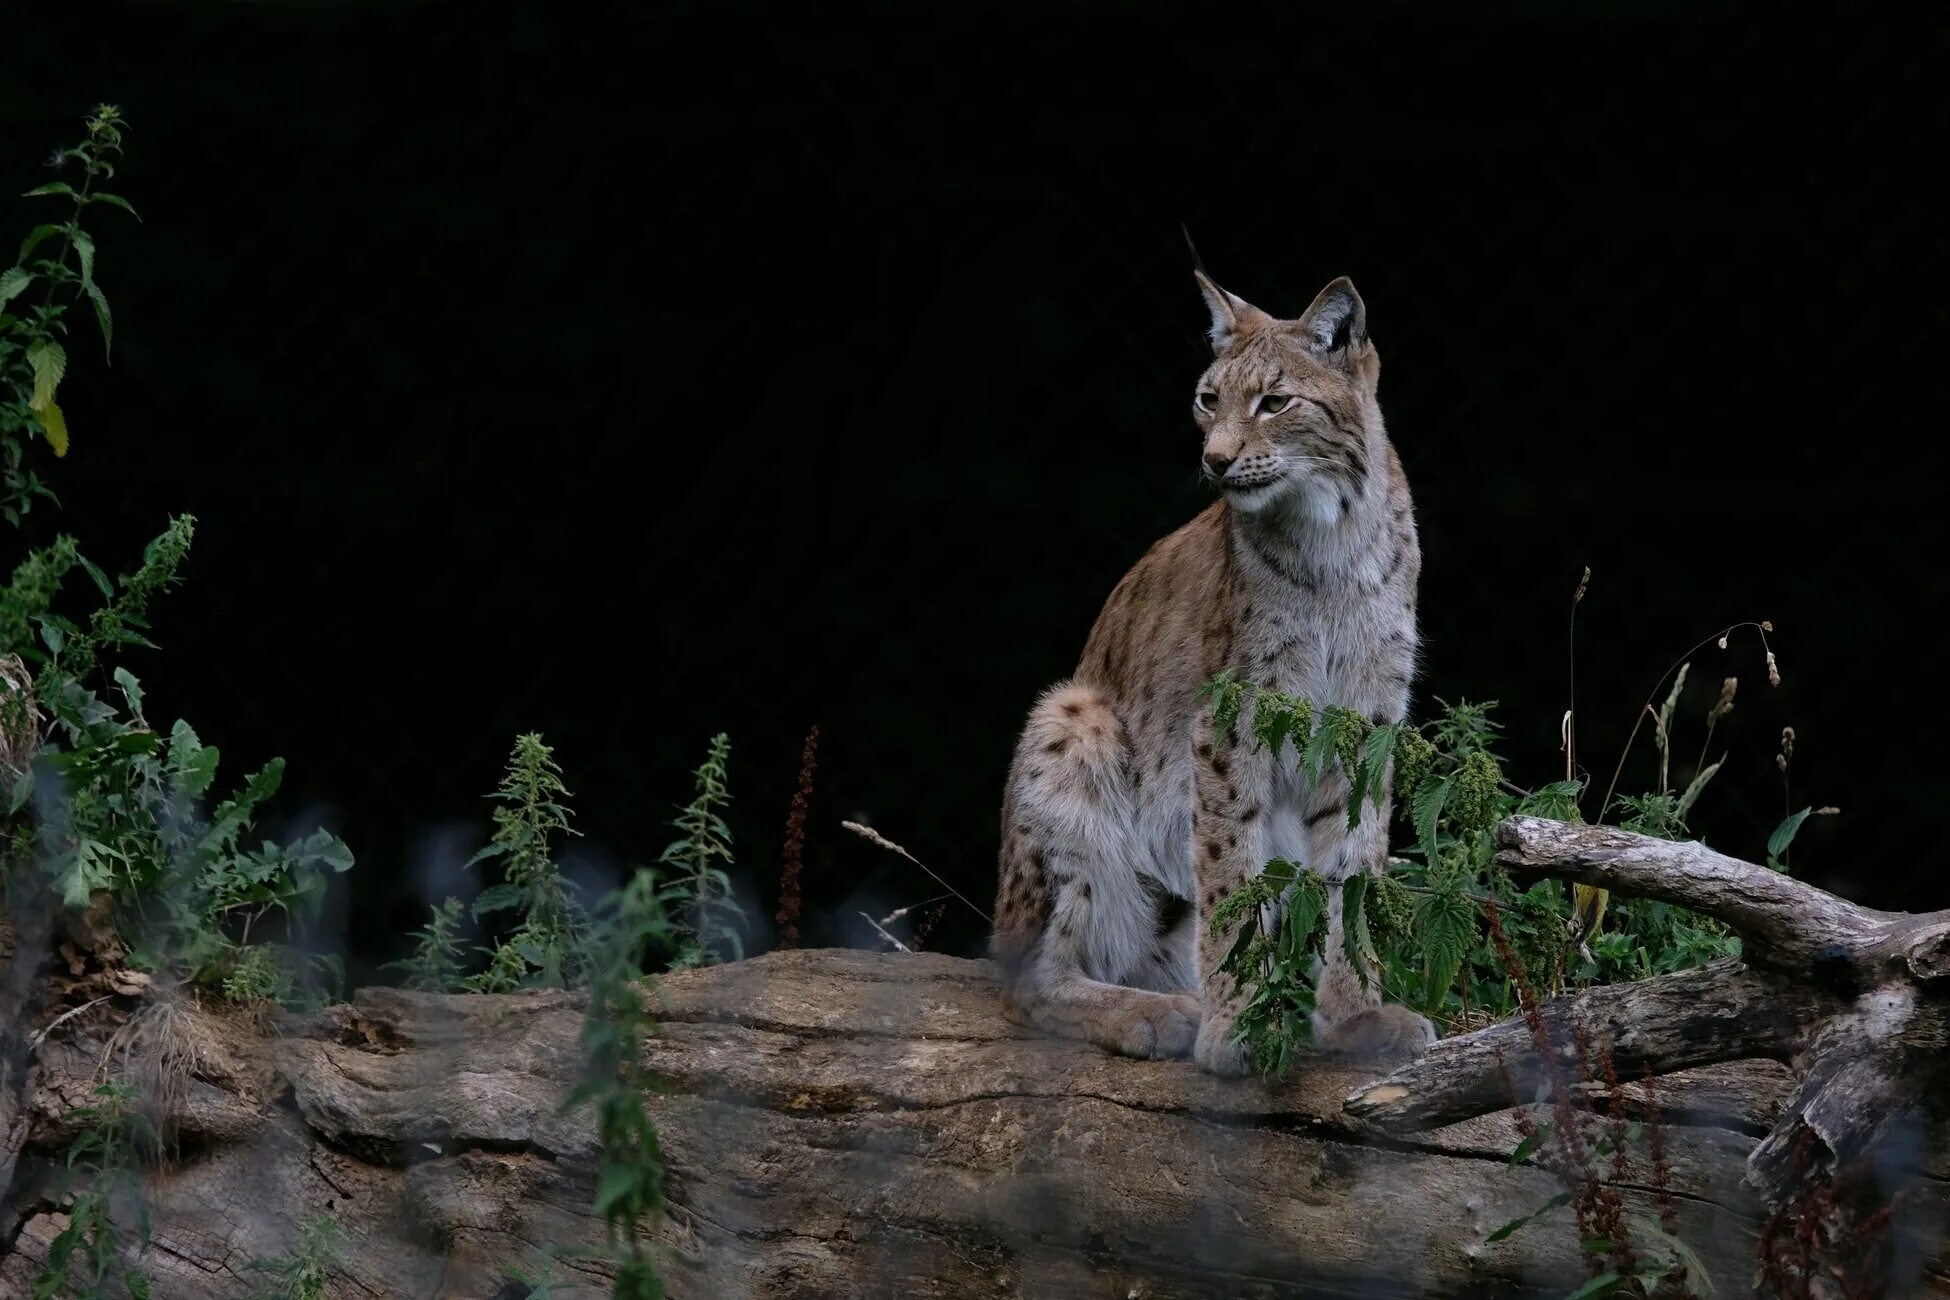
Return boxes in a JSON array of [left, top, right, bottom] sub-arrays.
[[1351, 817, 1950, 1224], [1344, 960, 1826, 1131], [10, 949, 1930, 1298]]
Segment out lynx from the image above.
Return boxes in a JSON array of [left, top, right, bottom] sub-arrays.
[[991, 269, 1436, 1077]]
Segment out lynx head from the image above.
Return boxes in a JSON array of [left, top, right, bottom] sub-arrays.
[[1190, 272, 1381, 520]]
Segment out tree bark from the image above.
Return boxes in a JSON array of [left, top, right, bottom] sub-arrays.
[[1349, 817, 1950, 1223], [4, 948, 1943, 1299]]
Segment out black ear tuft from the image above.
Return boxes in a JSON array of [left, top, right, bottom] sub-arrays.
[[1294, 277, 1367, 360]]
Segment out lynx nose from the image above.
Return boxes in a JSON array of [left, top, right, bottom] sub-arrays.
[[1203, 450, 1235, 478]]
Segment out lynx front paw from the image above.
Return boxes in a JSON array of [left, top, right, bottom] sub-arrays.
[[1315, 1002, 1438, 1063], [1110, 995, 1200, 1060], [1193, 1010, 1251, 1078]]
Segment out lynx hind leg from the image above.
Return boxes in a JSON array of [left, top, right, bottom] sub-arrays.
[[993, 681, 1201, 1061], [1311, 883, 1437, 1062]]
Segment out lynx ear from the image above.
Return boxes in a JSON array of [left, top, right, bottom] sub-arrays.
[[1194, 270, 1274, 355], [1292, 276, 1367, 360]]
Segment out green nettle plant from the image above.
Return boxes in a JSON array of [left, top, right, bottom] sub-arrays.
[[386, 894, 470, 992], [465, 732, 588, 991], [245, 1215, 343, 1300], [1199, 636, 1814, 1071], [564, 867, 675, 1300], [656, 731, 743, 967], [3, 109, 363, 1300], [32, 1080, 155, 1300], [2, 110, 353, 1006], [1, 104, 130, 523]]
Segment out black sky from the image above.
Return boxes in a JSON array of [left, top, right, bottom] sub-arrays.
[[4, 2, 1945, 980]]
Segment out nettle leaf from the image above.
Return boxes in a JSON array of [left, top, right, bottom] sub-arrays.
[[84, 281, 112, 358], [1519, 779, 1583, 823], [1414, 887, 1476, 1011], [1299, 711, 1340, 784], [71, 229, 96, 288], [90, 192, 142, 221], [0, 265, 31, 307], [1260, 857, 1300, 887], [27, 337, 66, 409], [35, 398, 69, 457], [17, 224, 63, 265], [1340, 875, 1379, 986], [1768, 807, 1813, 865], [1412, 772, 1453, 865], [22, 181, 77, 198], [1347, 724, 1397, 829], [473, 882, 527, 918], [1285, 870, 1328, 957]]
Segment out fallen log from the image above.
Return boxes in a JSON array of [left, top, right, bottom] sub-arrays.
[[4, 947, 1941, 1298], [1348, 817, 1950, 1220]]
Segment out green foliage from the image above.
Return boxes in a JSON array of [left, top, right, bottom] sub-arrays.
[[1766, 806, 1813, 871], [1199, 645, 1816, 1293], [2, 106, 136, 521], [565, 867, 676, 1300], [1209, 858, 1327, 1076], [503, 1251, 566, 1299], [33, 1080, 154, 1300], [1200, 676, 1778, 1075], [386, 896, 470, 992], [1, 112, 350, 1009], [656, 732, 743, 968], [27, 670, 354, 1002], [1197, 668, 1250, 740], [246, 1215, 342, 1300], [466, 732, 587, 991]]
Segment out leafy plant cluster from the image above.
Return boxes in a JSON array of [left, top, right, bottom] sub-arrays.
[[2, 111, 353, 1013], [31, 1080, 154, 1300], [1, 105, 129, 519], [388, 730, 748, 995], [1, 107, 749, 1300], [244, 1215, 344, 1300], [1198, 663, 1817, 1075], [1200, 636, 1827, 1299], [377, 728, 751, 1299]]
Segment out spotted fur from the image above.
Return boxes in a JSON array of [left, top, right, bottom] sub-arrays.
[[992, 272, 1438, 1076]]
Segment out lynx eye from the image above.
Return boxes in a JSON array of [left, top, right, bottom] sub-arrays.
[[1257, 393, 1293, 415], [1195, 391, 1218, 413]]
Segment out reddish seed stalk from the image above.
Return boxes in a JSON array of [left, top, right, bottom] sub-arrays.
[[1483, 897, 1604, 1250], [774, 725, 818, 949], [1641, 1065, 1678, 1234]]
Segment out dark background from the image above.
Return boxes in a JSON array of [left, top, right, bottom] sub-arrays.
[[4, 2, 1945, 983]]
